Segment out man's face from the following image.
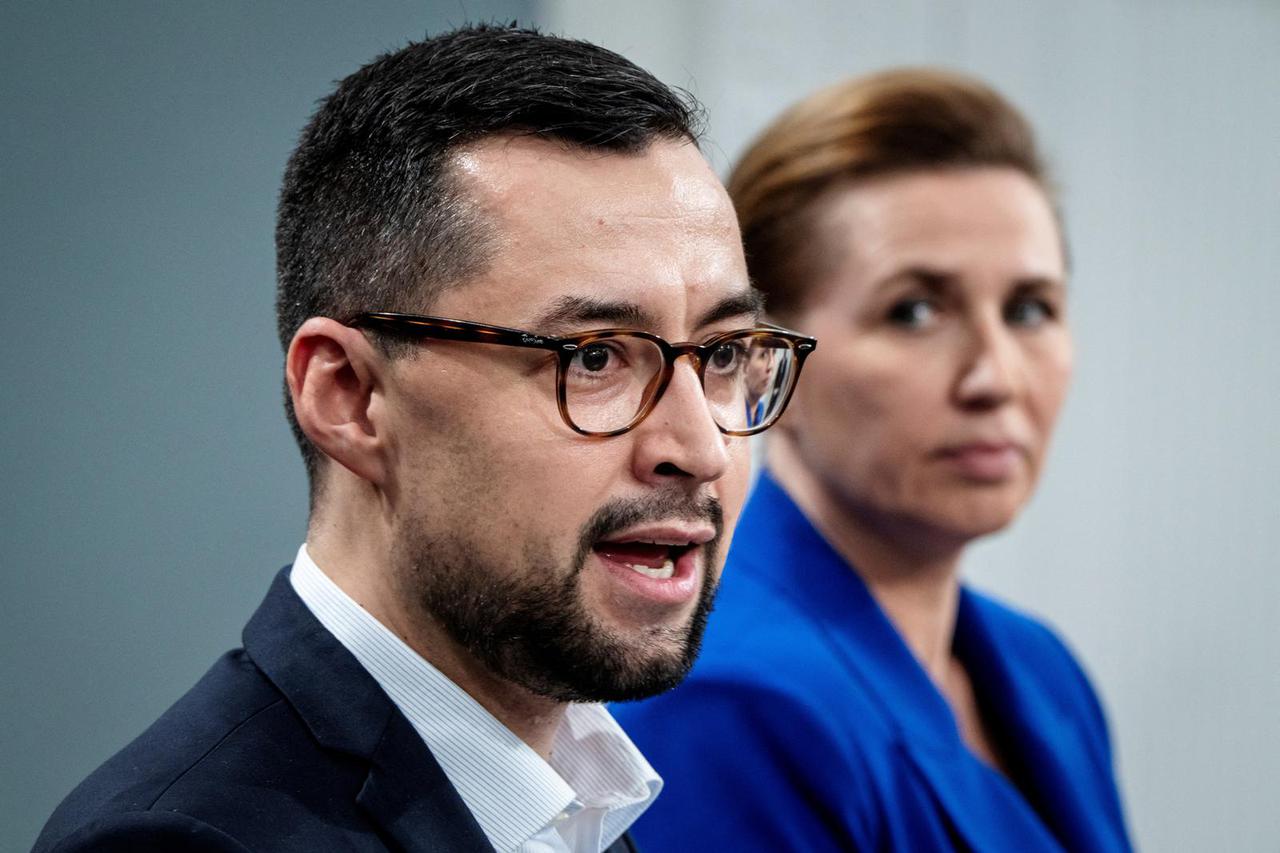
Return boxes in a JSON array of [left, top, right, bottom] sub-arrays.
[[377, 137, 754, 702]]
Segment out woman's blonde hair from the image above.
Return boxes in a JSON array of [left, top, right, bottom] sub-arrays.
[[729, 69, 1053, 319]]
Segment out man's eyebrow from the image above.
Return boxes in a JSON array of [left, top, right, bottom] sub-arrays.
[[530, 289, 765, 336], [696, 289, 766, 329], [531, 296, 656, 333]]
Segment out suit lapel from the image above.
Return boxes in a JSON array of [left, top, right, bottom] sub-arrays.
[[356, 709, 491, 852], [605, 832, 638, 853], [244, 568, 491, 852]]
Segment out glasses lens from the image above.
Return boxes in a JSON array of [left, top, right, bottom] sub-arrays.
[[704, 332, 798, 434], [563, 334, 666, 433]]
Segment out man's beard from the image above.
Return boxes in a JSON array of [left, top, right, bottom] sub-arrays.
[[397, 490, 724, 703]]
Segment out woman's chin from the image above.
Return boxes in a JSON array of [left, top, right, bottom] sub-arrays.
[[921, 489, 1029, 544]]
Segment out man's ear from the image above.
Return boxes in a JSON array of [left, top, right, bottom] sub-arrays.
[[286, 317, 388, 486]]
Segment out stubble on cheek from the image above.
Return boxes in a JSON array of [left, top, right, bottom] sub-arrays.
[[385, 369, 730, 699]]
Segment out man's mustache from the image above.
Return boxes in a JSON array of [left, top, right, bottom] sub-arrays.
[[573, 491, 725, 572]]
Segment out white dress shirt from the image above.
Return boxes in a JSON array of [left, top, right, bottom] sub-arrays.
[[289, 545, 661, 853]]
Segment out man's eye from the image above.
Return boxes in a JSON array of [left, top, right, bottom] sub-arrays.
[[576, 344, 614, 372], [709, 341, 745, 372], [1006, 298, 1055, 327], [887, 299, 937, 328]]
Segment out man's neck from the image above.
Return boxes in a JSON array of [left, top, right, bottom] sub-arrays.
[[306, 521, 568, 760]]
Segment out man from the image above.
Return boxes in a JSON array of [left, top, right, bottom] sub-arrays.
[[34, 24, 815, 853]]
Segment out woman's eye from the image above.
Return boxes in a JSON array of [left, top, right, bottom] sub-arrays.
[[1006, 298, 1055, 327], [886, 299, 937, 328]]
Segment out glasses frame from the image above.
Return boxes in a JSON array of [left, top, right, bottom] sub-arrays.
[[346, 311, 816, 437]]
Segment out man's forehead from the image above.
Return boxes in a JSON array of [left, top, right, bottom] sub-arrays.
[[450, 134, 729, 227], [431, 133, 750, 335]]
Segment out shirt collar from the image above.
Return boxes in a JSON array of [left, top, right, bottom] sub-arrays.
[[290, 545, 660, 852]]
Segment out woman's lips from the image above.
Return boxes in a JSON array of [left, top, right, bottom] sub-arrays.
[[935, 442, 1024, 481]]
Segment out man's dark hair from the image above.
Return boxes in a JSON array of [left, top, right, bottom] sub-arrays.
[[276, 24, 703, 490]]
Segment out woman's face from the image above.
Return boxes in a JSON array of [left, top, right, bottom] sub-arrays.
[[781, 167, 1072, 543]]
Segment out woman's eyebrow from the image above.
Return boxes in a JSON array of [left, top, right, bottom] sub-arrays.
[[878, 266, 955, 294], [1011, 275, 1067, 293]]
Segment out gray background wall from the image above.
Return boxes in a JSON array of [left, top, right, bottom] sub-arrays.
[[3, 2, 1276, 851]]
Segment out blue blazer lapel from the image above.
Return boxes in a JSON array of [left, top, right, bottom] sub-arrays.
[[955, 591, 1129, 852], [244, 568, 491, 852], [900, 741, 1065, 851], [992, 712, 1104, 851], [736, 477, 1071, 851]]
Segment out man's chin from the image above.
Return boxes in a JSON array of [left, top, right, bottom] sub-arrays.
[[503, 625, 703, 704], [540, 660, 697, 705]]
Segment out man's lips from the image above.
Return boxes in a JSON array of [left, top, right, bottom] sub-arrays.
[[595, 541, 683, 572], [589, 523, 715, 601]]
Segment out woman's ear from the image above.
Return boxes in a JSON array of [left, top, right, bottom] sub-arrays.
[[286, 317, 389, 486]]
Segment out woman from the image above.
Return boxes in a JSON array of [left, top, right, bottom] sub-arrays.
[[615, 70, 1132, 851]]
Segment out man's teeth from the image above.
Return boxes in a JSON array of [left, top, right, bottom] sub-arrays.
[[627, 559, 675, 579]]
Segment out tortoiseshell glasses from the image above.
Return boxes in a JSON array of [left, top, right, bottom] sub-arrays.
[[347, 312, 816, 437]]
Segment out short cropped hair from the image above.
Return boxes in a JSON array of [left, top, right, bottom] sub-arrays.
[[275, 24, 703, 486], [728, 68, 1053, 320]]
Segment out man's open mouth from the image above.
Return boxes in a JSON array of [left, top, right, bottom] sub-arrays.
[[592, 540, 700, 580]]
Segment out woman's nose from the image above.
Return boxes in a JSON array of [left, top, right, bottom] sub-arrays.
[[953, 321, 1021, 411]]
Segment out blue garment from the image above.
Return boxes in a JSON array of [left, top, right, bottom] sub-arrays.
[[614, 474, 1131, 852], [35, 568, 639, 853]]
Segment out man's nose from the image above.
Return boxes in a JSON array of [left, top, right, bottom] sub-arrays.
[[630, 359, 732, 486]]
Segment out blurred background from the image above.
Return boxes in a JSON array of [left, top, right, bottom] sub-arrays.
[[2, 1, 1276, 849]]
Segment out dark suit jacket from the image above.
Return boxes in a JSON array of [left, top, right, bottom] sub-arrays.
[[35, 568, 639, 853], [615, 473, 1131, 852]]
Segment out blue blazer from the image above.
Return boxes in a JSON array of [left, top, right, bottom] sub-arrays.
[[35, 569, 638, 853], [614, 474, 1131, 852]]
